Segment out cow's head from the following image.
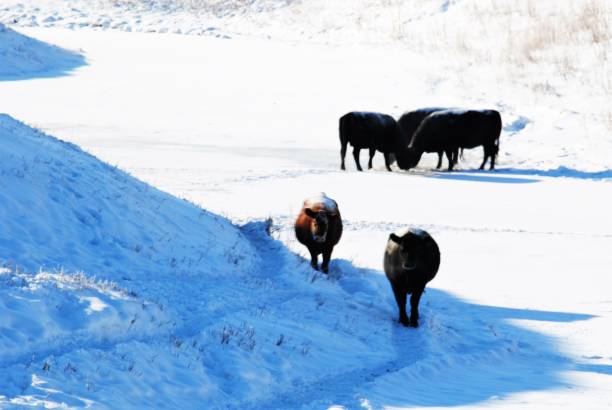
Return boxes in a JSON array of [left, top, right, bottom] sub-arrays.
[[305, 208, 333, 243], [389, 233, 421, 270], [394, 147, 421, 170]]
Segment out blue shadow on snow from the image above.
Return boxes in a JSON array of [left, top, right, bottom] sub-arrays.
[[425, 165, 612, 184], [496, 166, 612, 181], [0, 24, 86, 81], [503, 115, 531, 135], [286, 256, 599, 408], [428, 171, 539, 184]]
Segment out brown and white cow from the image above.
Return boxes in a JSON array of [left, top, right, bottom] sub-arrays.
[[294, 193, 343, 273]]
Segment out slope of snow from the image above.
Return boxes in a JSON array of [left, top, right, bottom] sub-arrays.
[[0, 115, 259, 407], [0, 23, 84, 80], [0, 111, 604, 409], [0, 114, 253, 282], [0, 2, 611, 409], [1, 102, 611, 409], [2, 111, 608, 409]]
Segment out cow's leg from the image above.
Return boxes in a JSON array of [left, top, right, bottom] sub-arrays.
[[489, 146, 497, 170], [391, 282, 409, 326], [340, 142, 348, 170], [445, 150, 455, 171], [436, 151, 443, 169], [383, 152, 393, 172], [480, 147, 489, 170], [368, 147, 376, 169], [409, 285, 425, 327], [309, 249, 319, 270], [353, 147, 363, 171], [321, 248, 333, 274]]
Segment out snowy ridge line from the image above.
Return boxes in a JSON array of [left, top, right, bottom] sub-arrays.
[[0, 23, 85, 79], [243, 215, 612, 239]]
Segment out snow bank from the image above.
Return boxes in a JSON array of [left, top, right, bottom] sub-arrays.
[[0, 23, 84, 80], [0, 114, 254, 283], [0, 115, 258, 407]]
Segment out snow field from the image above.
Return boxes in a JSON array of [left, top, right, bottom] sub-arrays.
[[0, 7, 611, 409], [4, 110, 609, 408]]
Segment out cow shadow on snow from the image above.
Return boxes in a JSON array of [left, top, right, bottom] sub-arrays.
[[421, 167, 612, 183], [428, 171, 540, 184], [306, 257, 598, 408], [0, 24, 86, 81], [496, 166, 612, 181]]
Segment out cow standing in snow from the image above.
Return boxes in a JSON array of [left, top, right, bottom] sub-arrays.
[[384, 228, 440, 327], [397, 107, 450, 169], [339, 111, 403, 172], [395, 109, 502, 171], [294, 193, 343, 274]]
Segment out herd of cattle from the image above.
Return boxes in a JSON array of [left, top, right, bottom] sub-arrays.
[[294, 193, 440, 328], [339, 107, 503, 172], [292, 108, 502, 326]]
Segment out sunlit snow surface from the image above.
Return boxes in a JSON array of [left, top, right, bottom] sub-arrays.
[[1, 5, 612, 409]]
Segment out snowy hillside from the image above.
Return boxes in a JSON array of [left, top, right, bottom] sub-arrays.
[[0, 23, 84, 79], [2, 116, 608, 409], [0, 115, 257, 407], [1, 1, 612, 409]]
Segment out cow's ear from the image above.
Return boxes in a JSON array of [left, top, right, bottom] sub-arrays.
[[389, 233, 402, 244], [304, 208, 317, 218]]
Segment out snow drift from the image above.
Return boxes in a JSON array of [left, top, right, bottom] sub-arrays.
[[0, 23, 85, 80], [0, 114, 256, 407]]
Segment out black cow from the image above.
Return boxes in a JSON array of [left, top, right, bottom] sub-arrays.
[[395, 109, 502, 171], [384, 228, 440, 327], [456, 110, 502, 170], [398, 107, 450, 169], [339, 112, 403, 172]]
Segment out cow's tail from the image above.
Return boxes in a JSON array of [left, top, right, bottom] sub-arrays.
[[494, 111, 502, 155], [339, 114, 350, 170], [339, 114, 349, 147]]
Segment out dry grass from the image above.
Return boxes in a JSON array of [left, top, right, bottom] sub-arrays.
[[396, 0, 612, 128], [97, 0, 611, 127]]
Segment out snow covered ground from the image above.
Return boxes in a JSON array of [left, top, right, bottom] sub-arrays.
[[1, 2, 612, 409], [0, 23, 84, 79]]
